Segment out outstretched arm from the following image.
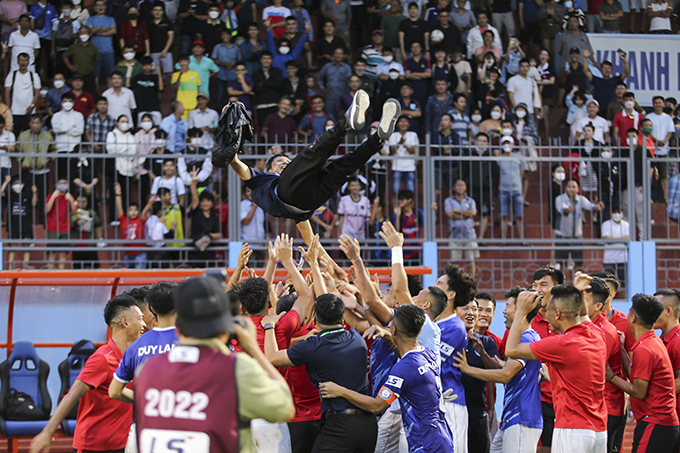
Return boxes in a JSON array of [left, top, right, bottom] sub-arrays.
[[505, 292, 541, 361], [230, 155, 252, 181], [320, 381, 390, 414], [227, 243, 253, 291], [278, 234, 314, 323], [379, 221, 412, 307], [454, 351, 524, 384]]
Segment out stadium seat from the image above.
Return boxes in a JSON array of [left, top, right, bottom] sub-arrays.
[[0, 342, 51, 436], [58, 340, 96, 435]]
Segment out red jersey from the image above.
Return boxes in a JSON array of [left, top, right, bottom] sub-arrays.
[[484, 329, 502, 351], [499, 328, 509, 358], [120, 214, 145, 255], [612, 109, 644, 147], [46, 193, 71, 233], [608, 308, 635, 353], [531, 312, 557, 404], [662, 324, 680, 420], [73, 90, 95, 120], [630, 331, 679, 426], [288, 324, 322, 422], [530, 322, 608, 431], [73, 338, 134, 451], [252, 310, 301, 380], [592, 312, 625, 417]]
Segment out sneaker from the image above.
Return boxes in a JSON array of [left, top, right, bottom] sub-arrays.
[[345, 89, 370, 130], [377, 99, 401, 141]]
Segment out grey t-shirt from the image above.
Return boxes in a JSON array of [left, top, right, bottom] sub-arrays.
[[599, 1, 622, 31], [445, 195, 477, 239], [498, 158, 522, 193]]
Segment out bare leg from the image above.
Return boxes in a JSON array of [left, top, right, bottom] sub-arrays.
[[661, 177, 668, 202], [58, 252, 67, 270], [501, 216, 508, 240], [23, 251, 30, 267], [518, 216, 524, 239], [480, 215, 489, 240], [8, 250, 15, 269]]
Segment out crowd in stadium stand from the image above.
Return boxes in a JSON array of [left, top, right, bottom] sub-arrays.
[[23, 236, 680, 453], [0, 0, 679, 269]]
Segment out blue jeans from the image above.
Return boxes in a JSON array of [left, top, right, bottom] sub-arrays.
[[125, 252, 147, 269], [392, 171, 415, 194], [94, 51, 115, 77], [180, 35, 194, 55]]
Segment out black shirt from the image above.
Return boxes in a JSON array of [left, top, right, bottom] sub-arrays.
[[591, 75, 622, 118], [4, 186, 33, 237], [148, 18, 172, 53], [252, 67, 284, 106], [190, 208, 220, 241], [131, 73, 161, 112], [462, 333, 499, 419], [433, 24, 463, 55], [69, 156, 95, 196], [398, 18, 430, 53], [202, 21, 224, 55], [564, 62, 588, 94], [315, 36, 348, 61], [492, 0, 513, 13], [178, 0, 210, 37]]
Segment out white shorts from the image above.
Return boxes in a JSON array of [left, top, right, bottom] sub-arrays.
[[552, 428, 606, 453], [151, 52, 174, 74], [250, 419, 292, 453], [449, 240, 480, 261], [628, 0, 645, 10], [444, 401, 468, 453], [490, 423, 542, 453], [374, 410, 408, 453], [125, 423, 138, 453]]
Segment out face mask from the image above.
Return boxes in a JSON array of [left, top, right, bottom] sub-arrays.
[[624, 100, 634, 110], [564, 1, 573, 8], [642, 126, 653, 135], [325, 125, 334, 131], [190, 137, 202, 145], [501, 127, 513, 136], [124, 52, 135, 61], [389, 71, 399, 80], [627, 137, 635, 146], [11, 184, 22, 194], [383, 55, 393, 64], [79, 34, 89, 42], [502, 144, 513, 153], [491, 110, 501, 120], [119, 122, 130, 131], [279, 46, 290, 55], [452, 55, 462, 62], [54, 80, 65, 89], [612, 213, 622, 222], [485, 58, 494, 66], [663, 106, 673, 115], [471, 114, 482, 123], [601, 151, 612, 159], [516, 110, 527, 119], [155, 139, 167, 148], [555, 171, 566, 181], [62, 9, 71, 16], [476, 146, 488, 153], [39, 89, 47, 97], [62, 101, 74, 111], [141, 121, 153, 131], [128, 13, 139, 19], [72, 0, 81, 5], [57, 183, 69, 193], [209, 10, 219, 19]]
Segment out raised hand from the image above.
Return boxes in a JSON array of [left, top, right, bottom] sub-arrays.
[[238, 243, 252, 268], [338, 234, 361, 261], [379, 221, 404, 249], [573, 271, 592, 292], [277, 233, 294, 262], [299, 234, 320, 265]]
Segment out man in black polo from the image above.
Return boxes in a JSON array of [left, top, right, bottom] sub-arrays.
[[262, 293, 378, 452]]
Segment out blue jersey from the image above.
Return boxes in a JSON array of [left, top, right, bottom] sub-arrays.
[[370, 338, 397, 398], [437, 314, 467, 406], [419, 316, 441, 364], [380, 348, 453, 453], [245, 168, 313, 223], [113, 327, 179, 383], [500, 329, 543, 430]]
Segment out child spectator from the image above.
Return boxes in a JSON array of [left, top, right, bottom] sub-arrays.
[[498, 135, 525, 242], [114, 44, 144, 89], [45, 178, 77, 269], [115, 181, 150, 268], [337, 176, 371, 240], [187, 41, 219, 97], [392, 189, 424, 263], [445, 179, 479, 276], [601, 206, 629, 282], [45, 74, 70, 118], [150, 157, 186, 206], [70, 194, 102, 269], [566, 86, 592, 140], [1, 174, 37, 269], [144, 201, 172, 268], [212, 30, 242, 108], [386, 116, 418, 196], [171, 55, 201, 120], [158, 186, 184, 263], [187, 169, 222, 267]]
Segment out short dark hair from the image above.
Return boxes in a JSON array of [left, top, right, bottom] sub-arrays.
[[442, 263, 478, 309], [111, 70, 124, 79], [631, 293, 664, 328], [95, 96, 108, 104], [125, 286, 150, 305], [103, 294, 139, 327], [623, 91, 635, 99], [591, 271, 620, 293], [276, 293, 298, 314], [199, 190, 215, 203], [187, 127, 203, 138], [476, 292, 496, 308], [587, 277, 610, 307], [533, 266, 565, 286], [505, 286, 526, 300], [407, 274, 423, 297], [654, 289, 680, 319], [260, 50, 273, 59], [140, 56, 153, 66], [233, 277, 269, 315], [601, 60, 612, 68], [427, 286, 448, 319], [482, 29, 494, 39], [29, 113, 43, 123], [315, 293, 345, 325], [61, 92, 75, 102], [151, 201, 163, 216], [549, 285, 582, 316], [147, 281, 177, 316], [453, 93, 466, 104], [397, 189, 414, 201], [393, 304, 426, 339], [265, 153, 289, 171], [653, 95, 665, 104], [157, 187, 172, 198]]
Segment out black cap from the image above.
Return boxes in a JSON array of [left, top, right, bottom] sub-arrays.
[[570, 47, 580, 54], [174, 276, 234, 338]]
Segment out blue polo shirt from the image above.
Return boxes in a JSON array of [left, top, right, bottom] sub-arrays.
[[244, 168, 313, 223], [86, 15, 116, 54], [45, 87, 71, 113], [299, 112, 335, 143], [288, 327, 370, 412], [437, 314, 467, 406]]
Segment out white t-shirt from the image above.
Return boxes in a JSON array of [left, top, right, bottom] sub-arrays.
[[0, 129, 15, 168], [240, 198, 266, 240], [150, 175, 186, 205], [385, 131, 419, 172], [601, 219, 629, 263], [648, 1, 672, 31], [8, 30, 40, 72], [337, 194, 371, 240], [646, 112, 675, 156], [188, 108, 219, 148], [452, 60, 472, 94], [575, 115, 610, 144], [262, 5, 292, 21], [507, 74, 536, 114], [376, 62, 405, 77], [5, 69, 40, 114]]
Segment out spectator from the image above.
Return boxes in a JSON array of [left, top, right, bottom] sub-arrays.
[[148, 1, 174, 80], [430, 48, 459, 94], [0, 0, 26, 44], [267, 24, 309, 76], [227, 62, 254, 115], [317, 20, 349, 68], [449, 93, 471, 145], [478, 68, 504, 120], [134, 113, 156, 195], [431, 114, 460, 200], [0, 114, 13, 182], [8, 15, 39, 74], [425, 78, 455, 137], [601, 206, 628, 282], [445, 179, 479, 274], [583, 48, 628, 115], [480, 104, 504, 138], [0, 174, 36, 268], [466, 11, 501, 60], [202, 4, 225, 54], [397, 83, 421, 134], [171, 55, 201, 120], [361, 29, 386, 79], [145, 129, 168, 180], [159, 184, 185, 260], [86, 0, 117, 87], [106, 115, 137, 224], [470, 107, 482, 136], [668, 170, 680, 223], [70, 194, 102, 268], [178, 127, 213, 192], [63, 27, 98, 96], [555, 16, 592, 73], [464, 132, 499, 240], [353, 59, 376, 100], [381, 0, 406, 56], [131, 56, 163, 125], [404, 41, 430, 107], [599, 0, 623, 33], [103, 71, 137, 127], [263, 0, 292, 41], [241, 185, 266, 243], [241, 22, 266, 76], [160, 101, 188, 152], [611, 91, 644, 146], [282, 61, 308, 122], [574, 99, 609, 144], [151, 157, 185, 207], [432, 9, 463, 57], [585, 0, 606, 32], [118, 5, 149, 57], [45, 73, 70, 117], [115, 181, 150, 268], [386, 116, 418, 195], [318, 47, 351, 118], [536, 49, 556, 131], [476, 51, 498, 83], [84, 96, 115, 166], [620, 128, 656, 240], [114, 44, 143, 88], [66, 0, 88, 25], [5, 52, 40, 136], [321, 0, 352, 49], [185, 40, 218, 97], [538, 0, 564, 54], [565, 87, 590, 139], [187, 92, 218, 148], [575, 122, 605, 208], [176, 0, 210, 54], [187, 176, 221, 267], [474, 30, 501, 66], [338, 176, 371, 240], [52, 3, 81, 78], [512, 103, 539, 148], [144, 200, 171, 267], [392, 189, 423, 262], [398, 2, 430, 61], [29, 0, 58, 78], [453, 0, 476, 44], [261, 96, 297, 145], [18, 114, 53, 224], [648, 0, 672, 34], [647, 95, 674, 203], [277, 15, 307, 68], [299, 95, 335, 143], [549, 164, 566, 232], [212, 29, 241, 107], [562, 2, 587, 30], [52, 92, 84, 178], [507, 59, 540, 122], [554, 179, 604, 268], [451, 48, 472, 95], [252, 51, 283, 127], [503, 37, 524, 79], [46, 178, 77, 268]]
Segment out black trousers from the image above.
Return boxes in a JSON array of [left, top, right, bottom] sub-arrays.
[[632, 421, 680, 453], [607, 414, 626, 453], [38, 38, 54, 79], [540, 401, 555, 447], [468, 414, 490, 453], [14, 114, 30, 137], [311, 412, 378, 453], [289, 419, 321, 453], [278, 120, 383, 212]]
